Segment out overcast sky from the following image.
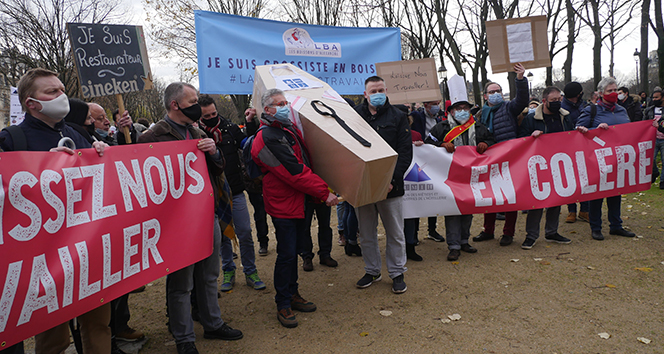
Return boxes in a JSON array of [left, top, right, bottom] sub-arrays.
[[127, 1, 660, 95]]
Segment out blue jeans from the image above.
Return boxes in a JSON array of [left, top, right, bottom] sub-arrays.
[[589, 195, 623, 232], [336, 202, 345, 232], [301, 202, 332, 259], [444, 215, 473, 250], [343, 202, 358, 243], [271, 215, 309, 310], [653, 139, 664, 179], [167, 216, 224, 344], [220, 193, 256, 275], [247, 191, 269, 246]]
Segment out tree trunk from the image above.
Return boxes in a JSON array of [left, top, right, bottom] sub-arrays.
[[591, 0, 602, 88], [655, 0, 664, 89], [641, 0, 651, 94], [563, 0, 575, 83]]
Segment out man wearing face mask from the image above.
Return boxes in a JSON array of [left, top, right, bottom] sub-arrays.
[[474, 63, 529, 247], [409, 100, 445, 242], [353, 76, 412, 294], [425, 95, 495, 261], [617, 86, 643, 122], [138, 83, 243, 354], [644, 89, 664, 189], [250, 88, 338, 328], [0, 68, 110, 353], [518, 86, 574, 249], [576, 77, 635, 241]]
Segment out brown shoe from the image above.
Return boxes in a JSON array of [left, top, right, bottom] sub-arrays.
[[302, 257, 313, 271], [291, 292, 317, 312], [319, 256, 338, 267], [565, 212, 576, 223], [277, 308, 298, 328], [116, 327, 145, 342], [578, 212, 589, 222]]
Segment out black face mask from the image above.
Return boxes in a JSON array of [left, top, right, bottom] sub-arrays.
[[547, 101, 561, 113], [177, 102, 202, 122], [201, 116, 219, 127], [653, 99, 663, 107]]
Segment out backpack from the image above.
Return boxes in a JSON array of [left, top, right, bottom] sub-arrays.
[[241, 125, 268, 185], [2, 125, 27, 151]]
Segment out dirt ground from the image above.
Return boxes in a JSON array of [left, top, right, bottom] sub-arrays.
[[25, 188, 664, 353]]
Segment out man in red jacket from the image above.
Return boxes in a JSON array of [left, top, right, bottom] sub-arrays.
[[251, 88, 338, 328]]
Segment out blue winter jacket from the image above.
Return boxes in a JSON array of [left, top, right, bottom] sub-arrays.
[[0, 113, 92, 151], [575, 103, 630, 129], [560, 97, 586, 126], [480, 78, 530, 143]]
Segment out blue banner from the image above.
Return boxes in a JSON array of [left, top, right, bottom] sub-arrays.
[[194, 11, 401, 95]]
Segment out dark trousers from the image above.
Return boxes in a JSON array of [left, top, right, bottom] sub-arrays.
[[589, 195, 623, 232], [404, 218, 420, 245], [272, 216, 309, 310], [301, 202, 332, 259], [248, 191, 269, 246], [567, 201, 589, 213], [427, 217, 438, 234], [110, 294, 130, 334], [483, 211, 518, 236], [0, 342, 23, 354], [343, 203, 358, 243]]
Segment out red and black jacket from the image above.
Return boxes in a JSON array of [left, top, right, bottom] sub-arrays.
[[251, 113, 329, 219]]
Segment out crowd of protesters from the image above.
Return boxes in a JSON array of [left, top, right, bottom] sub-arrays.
[[1, 65, 662, 354]]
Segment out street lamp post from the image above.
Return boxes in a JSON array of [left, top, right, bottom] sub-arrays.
[[438, 64, 448, 108], [527, 71, 533, 98], [634, 48, 640, 90]]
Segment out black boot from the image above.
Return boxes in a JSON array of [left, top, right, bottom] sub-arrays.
[[345, 242, 362, 256], [406, 243, 423, 261]]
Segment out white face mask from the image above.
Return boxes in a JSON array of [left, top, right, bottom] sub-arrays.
[[28, 94, 70, 120], [617, 93, 626, 101]]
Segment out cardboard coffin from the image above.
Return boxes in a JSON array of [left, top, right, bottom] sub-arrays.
[[252, 64, 397, 207]]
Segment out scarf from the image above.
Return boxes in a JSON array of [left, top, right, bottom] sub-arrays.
[[481, 103, 502, 133], [214, 172, 236, 244], [447, 117, 477, 147], [199, 117, 224, 144], [597, 100, 615, 112]]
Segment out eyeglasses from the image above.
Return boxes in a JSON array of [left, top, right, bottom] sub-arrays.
[[269, 101, 289, 107], [487, 89, 502, 94]]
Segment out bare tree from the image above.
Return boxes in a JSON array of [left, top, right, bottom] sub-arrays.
[[282, 0, 346, 26], [0, 0, 122, 96], [653, 0, 664, 87], [562, 0, 580, 83], [640, 0, 650, 94], [537, 0, 569, 86]]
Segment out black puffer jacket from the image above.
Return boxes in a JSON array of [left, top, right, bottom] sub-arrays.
[[201, 118, 247, 195], [355, 98, 413, 199]]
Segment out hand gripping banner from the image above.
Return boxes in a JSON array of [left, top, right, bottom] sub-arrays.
[[0, 141, 214, 348], [403, 121, 656, 218]]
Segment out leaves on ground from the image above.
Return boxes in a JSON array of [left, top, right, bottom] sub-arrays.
[[359, 332, 369, 337], [540, 261, 551, 265], [533, 258, 543, 261], [605, 284, 617, 288], [448, 314, 461, 321], [379, 310, 392, 317], [634, 267, 653, 272], [598, 332, 610, 339], [637, 337, 652, 344], [587, 266, 595, 270], [510, 259, 519, 262]]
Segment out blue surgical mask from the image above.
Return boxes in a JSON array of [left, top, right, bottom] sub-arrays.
[[528, 108, 536, 115], [273, 105, 292, 125], [454, 110, 470, 123], [429, 105, 441, 116], [488, 93, 504, 105], [369, 93, 386, 107]]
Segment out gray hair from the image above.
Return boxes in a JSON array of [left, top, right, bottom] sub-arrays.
[[261, 88, 285, 108], [164, 82, 197, 111], [597, 77, 617, 93]]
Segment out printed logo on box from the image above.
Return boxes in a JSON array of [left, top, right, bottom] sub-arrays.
[[282, 27, 341, 58]]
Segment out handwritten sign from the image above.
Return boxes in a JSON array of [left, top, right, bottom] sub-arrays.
[[375, 58, 442, 105], [67, 23, 153, 99], [486, 16, 550, 74]]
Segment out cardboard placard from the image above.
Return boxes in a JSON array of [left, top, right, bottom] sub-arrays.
[[486, 16, 550, 74], [67, 23, 153, 99], [375, 58, 442, 104], [253, 64, 398, 207]]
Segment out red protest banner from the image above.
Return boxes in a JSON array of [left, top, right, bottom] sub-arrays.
[[403, 120, 656, 217], [0, 140, 214, 348]]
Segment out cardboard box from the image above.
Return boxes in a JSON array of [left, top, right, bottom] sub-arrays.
[[252, 64, 398, 207], [486, 16, 550, 74], [375, 58, 442, 105]]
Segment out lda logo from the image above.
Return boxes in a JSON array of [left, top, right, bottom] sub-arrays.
[[282, 27, 341, 58]]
